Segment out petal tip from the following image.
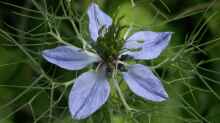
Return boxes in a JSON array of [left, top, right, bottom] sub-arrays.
[[41, 49, 50, 60], [153, 90, 169, 102], [159, 92, 169, 102]]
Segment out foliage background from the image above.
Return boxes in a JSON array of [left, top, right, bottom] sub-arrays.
[[0, 0, 220, 123]]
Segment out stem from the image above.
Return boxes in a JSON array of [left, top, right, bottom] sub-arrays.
[[130, 0, 136, 7], [150, 58, 169, 69], [49, 83, 54, 123], [112, 69, 133, 111], [66, 1, 92, 50], [49, 31, 72, 46]]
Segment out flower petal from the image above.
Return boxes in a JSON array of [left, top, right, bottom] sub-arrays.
[[42, 46, 100, 70], [123, 64, 168, 102], [123, 31, 172, 60], [68, 70, 110, 119], [87, 3, 112, 41]]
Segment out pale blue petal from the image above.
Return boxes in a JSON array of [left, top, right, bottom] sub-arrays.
[[68, 70, 110, 119], [42, 46, 100, 70], [87, 3, 112, 41], [124, 31, 172, 60], [123, 64, 168, 102]]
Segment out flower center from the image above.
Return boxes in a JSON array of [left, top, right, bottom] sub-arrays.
[[92, 17, 127, 70]]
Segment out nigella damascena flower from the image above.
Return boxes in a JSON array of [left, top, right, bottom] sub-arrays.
[[42, 3, 172, 120]]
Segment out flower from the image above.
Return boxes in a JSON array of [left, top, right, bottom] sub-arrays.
[[42, 3, 172, 120]]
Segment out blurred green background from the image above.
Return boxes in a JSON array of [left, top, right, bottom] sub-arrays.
[[0, 0, 220, 123]]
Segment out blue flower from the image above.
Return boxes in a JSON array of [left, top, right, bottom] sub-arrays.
[[42, 3, 172, 120]]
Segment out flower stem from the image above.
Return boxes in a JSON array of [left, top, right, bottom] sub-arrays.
[[130, 0, 136, 7], [112, 70, 134, 111], [150, 58, 169, 69]]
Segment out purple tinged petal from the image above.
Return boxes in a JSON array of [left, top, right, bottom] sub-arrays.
[[42, 46, 100, 70], [87, 3, 112, 41], [124, 31, 172, 60], [68, 70, 110, 119], [123, 64, 168, 102]]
